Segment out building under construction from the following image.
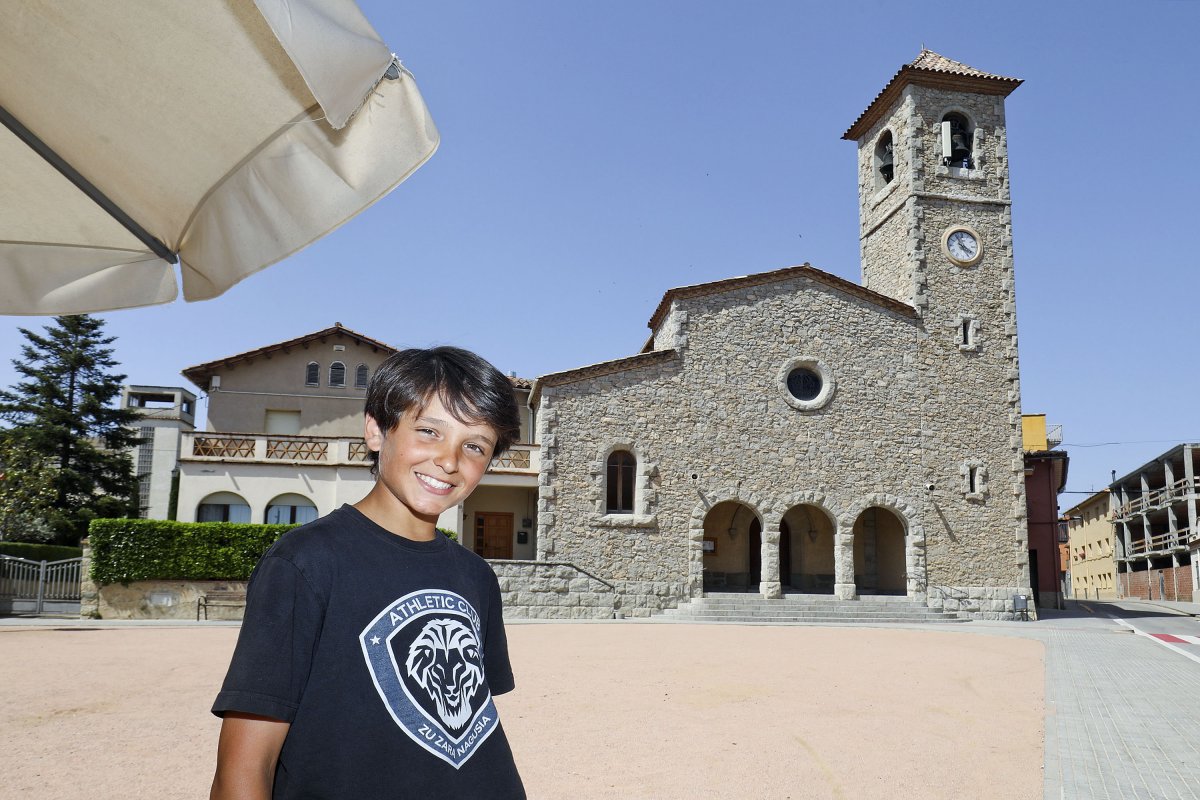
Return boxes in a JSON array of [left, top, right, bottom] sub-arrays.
[[1110, 444, 1199, 602]]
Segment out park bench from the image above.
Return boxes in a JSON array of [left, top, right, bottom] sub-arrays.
[[197, 589, 247, 621]]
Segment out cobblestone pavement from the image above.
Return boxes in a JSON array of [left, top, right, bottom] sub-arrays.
[[984, 603, 1200, 800]]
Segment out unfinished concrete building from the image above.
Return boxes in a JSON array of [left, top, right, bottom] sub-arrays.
[[1111, 444, 1199, 602]]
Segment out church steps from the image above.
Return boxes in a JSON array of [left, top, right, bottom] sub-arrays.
[[656, 593, 967, 624]]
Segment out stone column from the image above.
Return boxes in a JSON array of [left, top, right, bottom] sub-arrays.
[[760, 522, 781, 600], [79, 538, 99, 619], [834, 520, 857, 600]]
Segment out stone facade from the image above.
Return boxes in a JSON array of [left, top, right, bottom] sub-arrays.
[[528, 52, 1034, 620]]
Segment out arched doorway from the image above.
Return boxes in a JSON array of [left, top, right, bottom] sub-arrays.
[[853, 507, 907, 595], [780, 504, 835, 594], [701, 501, 760, 591]]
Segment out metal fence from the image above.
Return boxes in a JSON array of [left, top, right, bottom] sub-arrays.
[[0, 554, 83, 615]]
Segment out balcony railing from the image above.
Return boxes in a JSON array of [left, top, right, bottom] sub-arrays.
[[1112, 476, 1200, 521], [183, 432, 538, 474], [1119, 526, 1194, 559]]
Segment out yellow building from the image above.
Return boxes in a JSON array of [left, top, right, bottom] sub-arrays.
[[1064, 490, 1116, 600]]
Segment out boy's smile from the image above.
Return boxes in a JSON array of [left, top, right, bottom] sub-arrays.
[[358, 395, 498, 540]]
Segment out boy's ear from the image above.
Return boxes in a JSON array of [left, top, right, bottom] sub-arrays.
[[363, 414, 385, 452]]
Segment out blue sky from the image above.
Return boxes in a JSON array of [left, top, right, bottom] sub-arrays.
[[2, 1, 1198, 497]]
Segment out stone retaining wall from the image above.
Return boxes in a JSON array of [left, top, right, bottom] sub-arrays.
[[95, 579, 248, 620], [488, 560, 617, 619]]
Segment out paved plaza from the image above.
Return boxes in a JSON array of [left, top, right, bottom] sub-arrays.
[[1029, 601, 1200, 800], [1, 600, 1198, 799]]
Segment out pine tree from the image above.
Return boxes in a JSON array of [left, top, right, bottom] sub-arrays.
[[0, 315, 142, 544], [0, 431, 57, 542]]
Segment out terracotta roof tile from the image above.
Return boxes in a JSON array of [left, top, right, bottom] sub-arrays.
[[181, 323, 397, 387], [843, 50, 1022, 141], [908, 49, 1015, 81], [181, 324, 533, 391]]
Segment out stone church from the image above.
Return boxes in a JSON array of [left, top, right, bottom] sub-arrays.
[[528, 51, 1032, 620]]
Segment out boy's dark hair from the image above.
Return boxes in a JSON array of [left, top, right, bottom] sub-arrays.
[[364, 347, 522, 470]]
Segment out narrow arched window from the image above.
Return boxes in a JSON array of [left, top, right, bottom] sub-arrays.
[[606, 450, 636, 514], [874, 130, 894, 187], [355, 364, 369, 389], [305, 361, 319, 386], [329, 361, 346, 387]]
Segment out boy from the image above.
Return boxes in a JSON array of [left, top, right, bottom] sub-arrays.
[[210, 347, 526, 799]]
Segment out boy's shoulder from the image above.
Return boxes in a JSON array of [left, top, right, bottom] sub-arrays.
[[264, 505, 363, 564]]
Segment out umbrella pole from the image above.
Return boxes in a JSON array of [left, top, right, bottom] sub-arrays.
[[0, 103, 178, 264]]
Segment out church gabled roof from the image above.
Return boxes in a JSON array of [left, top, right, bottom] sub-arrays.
[[842, 49, 1022, 141], [646, 263, 917, 335], [531, 265, 915, 407]]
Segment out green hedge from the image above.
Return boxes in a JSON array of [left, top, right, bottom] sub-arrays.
[[88, 519, 297, 584], [0, 542, 83, 562]]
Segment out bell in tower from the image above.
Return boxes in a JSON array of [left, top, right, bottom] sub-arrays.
[[941, 113, 972, 168]]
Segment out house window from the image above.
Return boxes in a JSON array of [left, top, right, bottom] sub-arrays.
[[355, 364, 369, 389], [606, 450, 636, 514], [265, 498, 318, 525], [197, 497, 251, 523], [305, 362, 319, 386], [329, 361, 346, 387]]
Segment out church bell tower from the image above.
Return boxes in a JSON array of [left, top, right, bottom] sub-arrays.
[[844, 51, 1031, 601]]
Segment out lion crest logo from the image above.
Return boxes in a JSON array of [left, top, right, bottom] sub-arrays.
[[360, 589, 500, 768], [405, 618, 485, 730]]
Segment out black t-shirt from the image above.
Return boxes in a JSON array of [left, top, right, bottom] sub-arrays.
[[212, 505, 525, 799]]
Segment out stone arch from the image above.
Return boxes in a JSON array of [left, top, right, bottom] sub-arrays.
[[771, 492, 838, 595], [688, 488, 768, 598], [839, 494, 926, 600]]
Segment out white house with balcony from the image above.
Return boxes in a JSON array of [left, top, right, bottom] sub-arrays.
[[171, 324, 539, 560]]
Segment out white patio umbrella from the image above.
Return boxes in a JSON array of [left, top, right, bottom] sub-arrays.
[[0, 0, 439, 315]]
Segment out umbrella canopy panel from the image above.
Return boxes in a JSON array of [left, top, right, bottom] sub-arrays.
[[0, 0, 439, 314]]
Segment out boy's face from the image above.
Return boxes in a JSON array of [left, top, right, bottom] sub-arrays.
[[364, 394, 499, 531]]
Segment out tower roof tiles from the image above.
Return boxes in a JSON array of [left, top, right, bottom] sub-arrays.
[[842, 50, 1022, 141]]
